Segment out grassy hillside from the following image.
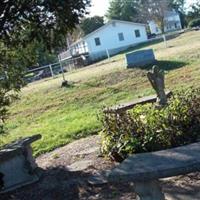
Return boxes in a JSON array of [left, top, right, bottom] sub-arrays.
[[1, 31, 200, 156]]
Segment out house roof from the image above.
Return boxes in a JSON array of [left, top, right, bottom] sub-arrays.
[[71, 20, 147, 46], [83, 20, 146, 40]]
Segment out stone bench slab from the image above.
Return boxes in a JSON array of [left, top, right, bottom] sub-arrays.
[[107, 142, 200, 183], [104, 90, 172, 113]]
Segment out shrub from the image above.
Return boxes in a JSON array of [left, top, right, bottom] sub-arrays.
[[100, 88, 200, 161], [189, 18, 200, 28]]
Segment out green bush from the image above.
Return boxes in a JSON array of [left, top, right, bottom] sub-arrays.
[[100, 88, 200, 161], [189, 18, 200, 28]]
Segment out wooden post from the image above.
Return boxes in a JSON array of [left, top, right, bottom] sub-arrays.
[[162, 34, 167, 48]]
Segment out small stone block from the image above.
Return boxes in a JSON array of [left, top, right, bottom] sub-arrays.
[[88, 174, 108, 186], [67, 160, 93, 172], [0, 134, 42, 193]]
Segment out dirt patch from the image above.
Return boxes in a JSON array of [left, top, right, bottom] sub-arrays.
[[1, 135, 200, 200]]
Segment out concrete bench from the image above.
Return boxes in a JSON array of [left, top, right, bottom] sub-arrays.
[[107, 142, 200, 200], [0, 134, 41, 193]]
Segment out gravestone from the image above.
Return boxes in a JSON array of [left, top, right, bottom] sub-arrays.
[[0, 134, 41, 193], [126, 49, 156, 68], [147, 65, 167, 107]]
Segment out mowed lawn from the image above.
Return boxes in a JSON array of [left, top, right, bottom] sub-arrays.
[[1, 31, 200, 156]]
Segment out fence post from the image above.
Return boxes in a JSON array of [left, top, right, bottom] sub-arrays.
[[49, 65, 54, 78], [58, 55, 66, 82], [106, 49, 110, 59]]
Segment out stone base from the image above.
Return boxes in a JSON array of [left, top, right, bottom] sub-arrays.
[[0, 152, 41, 193], [134, 180, 165, 200], [0, 134, 41, 193], [0, 174, 39, 194]]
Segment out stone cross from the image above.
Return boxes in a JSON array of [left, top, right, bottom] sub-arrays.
[[147, 65, 167, 107]]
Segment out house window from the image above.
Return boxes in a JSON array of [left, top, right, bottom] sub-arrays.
[[94, 37, 101, 46], [118, 33, 124, 41], [135, 29, 141, 38]]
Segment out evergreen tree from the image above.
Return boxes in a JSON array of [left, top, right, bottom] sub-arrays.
[[106, 0, 141, 22], [80, 16, 104, 36]]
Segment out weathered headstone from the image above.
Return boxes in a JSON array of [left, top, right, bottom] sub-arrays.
[[147, 65, 167, 107], [126, 49, 156, 68], [0, 134, 41, 193]]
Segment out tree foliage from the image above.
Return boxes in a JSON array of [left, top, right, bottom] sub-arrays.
[[80, 16, 104, 36], [0, 0, 90, 134], [100, 88, 200, 161], [106, 0, 141, 22], [169, 0, 185, 12], [187, 2, 200, 23], [0, 0, 90, 48], [189, 18, 200, 28], [140, 0, 171, 34], [106, 0, 187, 30], [169, 0, 187, 27]]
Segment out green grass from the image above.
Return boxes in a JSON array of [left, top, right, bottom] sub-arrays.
[[1, 31, 200, 156]]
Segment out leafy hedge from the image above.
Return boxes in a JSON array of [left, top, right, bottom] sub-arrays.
[[100, 88, 200, 162], [189, 18, 200, 28]]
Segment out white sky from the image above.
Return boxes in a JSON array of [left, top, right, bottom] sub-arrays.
[[88, 0, 198, 17]]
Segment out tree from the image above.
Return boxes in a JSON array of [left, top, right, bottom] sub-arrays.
[[23, 40, 58, 68], [188, 18, 200, 28], [1, 0, 90, 50], [137, 0, 171, 47], [106, 0, 142, 22], [0, 0, 90, 134], [187, 2, 200, 23], [80, 16, 104, 36], [140, 0, 170, 33], [169, 0, 187, 28], [169, 0, 185, 12]]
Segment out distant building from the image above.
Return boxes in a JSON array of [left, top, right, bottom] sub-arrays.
[[149, 10, 182, 35], [59, 20, 148, 62]]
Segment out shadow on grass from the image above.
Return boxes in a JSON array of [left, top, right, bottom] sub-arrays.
[[156, 60, 188, 71], [130, 60, 188, 72]]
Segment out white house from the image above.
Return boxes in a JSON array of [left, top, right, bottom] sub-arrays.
[[149, 10, 182, 35], [59, 20, 148, 62]]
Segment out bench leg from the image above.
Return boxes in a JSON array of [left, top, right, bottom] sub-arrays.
[[22, 145, 37, 173], [134, 180, 165, 200]]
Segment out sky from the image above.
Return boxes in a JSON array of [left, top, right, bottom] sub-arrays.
[[88, 0, 198, 17]]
